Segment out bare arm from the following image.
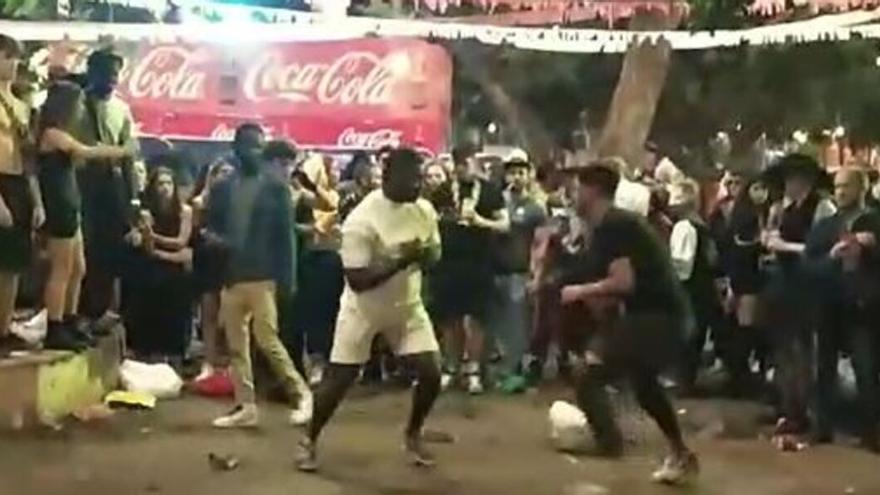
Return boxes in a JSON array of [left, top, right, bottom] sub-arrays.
[[153, 205, 193, 250], [562, 257, 635, 304], [41, 128, 128, 163], [152, 247, 193, 265], [580, 258, 635, 298], [344, 258, 413, 293], [27, 176, 43, 211]]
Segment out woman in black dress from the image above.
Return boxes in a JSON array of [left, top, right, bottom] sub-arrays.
[[191, 159, 234, 379], [720, 178, 770, 392], [37, 81, 130, 351], [124, 166, 193, 363]]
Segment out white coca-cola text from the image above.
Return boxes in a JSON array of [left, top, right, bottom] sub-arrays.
[[244, 51, 396, 105], [127, 46, 207, 101], [337, 128, 402, 149]]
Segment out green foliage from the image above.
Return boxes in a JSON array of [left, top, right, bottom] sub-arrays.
[[455, 39, 880, 156], [1, 0, 58, 19], [686, 0, 751, 29]]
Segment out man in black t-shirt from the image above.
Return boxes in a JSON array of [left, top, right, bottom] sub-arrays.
[[432, 144, 509, 394], [559, 162, 697, 485]]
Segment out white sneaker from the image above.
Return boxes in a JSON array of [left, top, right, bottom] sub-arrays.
[[213, 404, 259, 429], [651, 452, 699, 485], [290, 393, 313, 426], [440, 373, 454, 391], [466, 375, 484, 395], [195, 363, 215, 382], [308, 363, 325, 387]]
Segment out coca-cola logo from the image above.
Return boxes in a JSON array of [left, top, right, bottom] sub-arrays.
[[210, 123, 236, 141], [337, 128, 402, 149], [126, 46, 207, 101], [244, 51, 396, 106]]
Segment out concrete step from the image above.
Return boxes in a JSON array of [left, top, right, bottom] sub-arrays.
[[0, 325, 123, 430]]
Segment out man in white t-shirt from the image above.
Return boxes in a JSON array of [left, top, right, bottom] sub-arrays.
[[297, 148, 443, 472]]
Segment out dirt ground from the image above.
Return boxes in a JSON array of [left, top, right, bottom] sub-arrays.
[[1, 386, 879, 495]]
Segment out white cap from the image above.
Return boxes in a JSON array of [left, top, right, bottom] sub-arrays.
[[506, 148, 529, 163]]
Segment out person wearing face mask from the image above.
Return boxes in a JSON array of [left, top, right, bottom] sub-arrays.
[[205, 124, 312, 429], [806, 168, 880, 453], [761, 153, 836, 447], [76, 48, 140, 328]]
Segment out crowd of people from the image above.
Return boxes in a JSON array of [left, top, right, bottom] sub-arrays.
[[2, 33, 880, 486]]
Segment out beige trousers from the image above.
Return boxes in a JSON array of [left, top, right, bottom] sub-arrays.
[[221, 280, 309, 405]]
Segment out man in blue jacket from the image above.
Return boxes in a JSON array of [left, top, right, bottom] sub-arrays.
[[207, 124, 312, 429]]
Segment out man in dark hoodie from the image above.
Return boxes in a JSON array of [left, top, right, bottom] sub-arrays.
[[207, 124, 312, 429]]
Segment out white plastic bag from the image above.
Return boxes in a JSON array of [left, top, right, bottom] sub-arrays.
[[120, 359, 183, 400], [10, 309, 47, 345], [549, 400, 589, 452]]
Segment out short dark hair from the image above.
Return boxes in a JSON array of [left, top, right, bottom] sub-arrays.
[[233, 123, 264, 145], [87, 48, 123, 73], [263, 139, 298, 162], [39, 81, 84, 134], [0, 34, 23, 59], [577, 161, 621, 199], [451, 143, 478, 166], [385, 148, 423, 177]]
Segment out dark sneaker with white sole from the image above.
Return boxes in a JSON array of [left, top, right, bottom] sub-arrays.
[[295, 438, 318, 473], [404, 435, 436, 468]]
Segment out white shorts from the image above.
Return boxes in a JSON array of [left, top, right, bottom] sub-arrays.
[[329, 301, 440, 365]]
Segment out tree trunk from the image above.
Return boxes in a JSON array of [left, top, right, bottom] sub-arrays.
[[595, 10, 680, 177]]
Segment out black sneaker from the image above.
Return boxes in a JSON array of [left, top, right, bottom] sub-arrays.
[[404, 434, 436, 468], [44, 322, 87, 352], [90, 313, 120, 337], [295, 438, 319, 473], [65, 317, 96, 347]]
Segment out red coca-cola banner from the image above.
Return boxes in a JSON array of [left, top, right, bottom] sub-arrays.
[[48, 38, 453, 153]]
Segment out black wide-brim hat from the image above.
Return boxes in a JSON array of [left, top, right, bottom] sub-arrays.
[[760, 153, 832, 191]]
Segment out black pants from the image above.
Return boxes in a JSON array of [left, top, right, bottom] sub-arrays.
[[291, 250, 343, 360], [682, 279, 723, 389], [766, 272, 816, 432], [574, 312, 685, 452], [816, 300, 880, 441], [79, 167, 132, 320], [277, 289, 304, 375]]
